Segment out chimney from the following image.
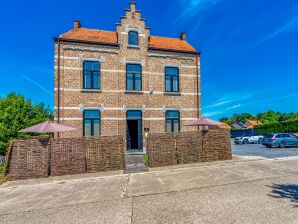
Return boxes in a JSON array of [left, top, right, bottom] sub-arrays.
[[130, 2, 136, 11], [180, 32, 187, 41], [74, 20, 81, 29]]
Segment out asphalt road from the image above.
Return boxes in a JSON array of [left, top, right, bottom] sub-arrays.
[[232, 140, 298, 158], [0, 157, 298, 224]]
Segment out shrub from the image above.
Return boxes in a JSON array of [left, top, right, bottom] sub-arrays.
[[254, 120, 298, 135]]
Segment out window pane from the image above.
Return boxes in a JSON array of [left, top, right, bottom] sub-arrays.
[[166, 120, 172, 132], [93, 120, 100, 136], [84, 119, 92, 136], [129, 31, 138, 46], [84, 72, 92, 89], [173, 119, 179, 132], [165, 67, 178, 75], [84, 110, 100, 119], [127, 110, 142, 119], [127, 64, 141, 73], [92, 62, 100, 71], [165, 75, 171, 92], [135, 74, 141, 90], [166, 111, 179, 118], [127, 73, 134, 90], [173, 76, 179, 92], [93, 72, 100, 89], [84, 62, 92, 70]]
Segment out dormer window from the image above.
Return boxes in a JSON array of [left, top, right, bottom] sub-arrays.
[[128, 31, 139, 46]]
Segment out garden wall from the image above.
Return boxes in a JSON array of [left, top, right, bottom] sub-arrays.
[[147, 129, 232, 167], [6, 136, 125, 180]]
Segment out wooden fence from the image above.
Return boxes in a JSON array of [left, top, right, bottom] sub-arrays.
[[5, 136, 125, 180]]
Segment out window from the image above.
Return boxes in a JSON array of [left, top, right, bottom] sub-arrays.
[[126, 64, 142, 91], [165, 110, 180, 132], [128, 31, 139, 46], [83, 61, 100, 89], [165, 67, 179, 92], [83, 110, 100, 136]]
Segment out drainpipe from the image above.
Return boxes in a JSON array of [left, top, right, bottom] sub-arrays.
[[57, 39, 61, 138], [195, 52, 200, 119]]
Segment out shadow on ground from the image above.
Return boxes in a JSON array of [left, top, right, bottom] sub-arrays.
[[268, 184, 298, 207]]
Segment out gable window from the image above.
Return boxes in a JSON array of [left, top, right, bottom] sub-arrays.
[[126, 64, 142, 91], [165, 67, 179, 93], [83, 61, 100, 89], [165, 110, 180, 132], [128, 31, 139, 46], [83, 110, 100, 136]]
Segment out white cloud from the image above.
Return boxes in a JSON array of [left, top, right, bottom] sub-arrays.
[[21, 73, 54, 96]]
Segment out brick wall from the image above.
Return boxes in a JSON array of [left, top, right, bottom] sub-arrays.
[[6, 136, 125, 180], [147, 129, 232, 167], [54, 3, 200, 142]]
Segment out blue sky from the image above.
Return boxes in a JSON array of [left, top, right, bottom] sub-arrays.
[[0, 0, 297, 119]]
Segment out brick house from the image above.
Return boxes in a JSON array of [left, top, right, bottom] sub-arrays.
[[54, 2, 200, 154]]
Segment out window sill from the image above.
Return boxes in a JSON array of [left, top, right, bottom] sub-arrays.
[[81, 89, 102, 93], [127, 45, 140, 49], [164, 92, 181, 96], [125, 90, 144, 95]]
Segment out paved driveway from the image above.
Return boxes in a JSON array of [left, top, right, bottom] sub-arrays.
[[232, 141, 298, 158], [0, 157, 298, 223]]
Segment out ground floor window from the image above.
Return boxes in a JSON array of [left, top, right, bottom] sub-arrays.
[[165, 110, 180, 132], [83, 110, 100, 136]]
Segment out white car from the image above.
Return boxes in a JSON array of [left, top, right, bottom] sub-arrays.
[[234, 134, 263, 144]]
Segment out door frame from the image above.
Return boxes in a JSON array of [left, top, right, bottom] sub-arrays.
[[126, 110, 143, 154]]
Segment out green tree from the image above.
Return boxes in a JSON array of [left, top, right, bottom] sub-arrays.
[[0, 93, 53, 155]]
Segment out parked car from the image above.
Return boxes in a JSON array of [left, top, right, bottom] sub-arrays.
[[262, 133, 298, 148], [234, 134, 263, 144]]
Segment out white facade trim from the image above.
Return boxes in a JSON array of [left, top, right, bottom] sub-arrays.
[[80, 56, 105, 63], [54, 117, 197, 121], [62, 46, 119, 54]]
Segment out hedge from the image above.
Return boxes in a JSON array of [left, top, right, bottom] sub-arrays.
[[254, 120, 298, 135]]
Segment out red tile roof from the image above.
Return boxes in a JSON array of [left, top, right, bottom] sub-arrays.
[[59, 28, 197, 53], [148, 36, 196, 53], [60, 28, 118, 44]]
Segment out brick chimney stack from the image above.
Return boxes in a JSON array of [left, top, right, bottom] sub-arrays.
[[180, 32, 187, 41], [74, 20, 81, 29]]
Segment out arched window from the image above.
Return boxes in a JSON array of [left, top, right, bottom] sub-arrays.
[[128, 31, 139, 46]]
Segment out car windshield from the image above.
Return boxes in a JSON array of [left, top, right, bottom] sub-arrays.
[[264, 134, 274, 138]]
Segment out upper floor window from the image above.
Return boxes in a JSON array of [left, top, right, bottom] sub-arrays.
[[83, 110, 100, 137], [165, 67, 179, 92], [126, 64, 142, 91], [83, 61, 100, 89], [128, 31, 139, 46], [165, 110, 180, 132]]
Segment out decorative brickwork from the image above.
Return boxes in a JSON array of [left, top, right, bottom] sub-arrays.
[[85, 136, 125, 172], [9, 138, 50, 180], [54, 2, 201, 149], [147, 130, 232, 167]]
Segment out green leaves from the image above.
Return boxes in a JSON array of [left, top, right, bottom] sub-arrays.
[[0, 93, 53, 154], [219, 110, 298, 126]]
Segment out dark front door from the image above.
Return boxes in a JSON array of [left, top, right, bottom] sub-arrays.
[[127, 110, 143, 152]]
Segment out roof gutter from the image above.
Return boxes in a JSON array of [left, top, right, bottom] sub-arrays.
[[53, 37, 120, 47], [148, 47, 199, 55]]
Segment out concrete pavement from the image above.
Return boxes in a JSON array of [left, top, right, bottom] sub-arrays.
[[0, 157, 298, 223]]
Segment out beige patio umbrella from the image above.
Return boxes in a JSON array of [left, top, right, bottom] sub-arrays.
[[19, 121, 76, 133]]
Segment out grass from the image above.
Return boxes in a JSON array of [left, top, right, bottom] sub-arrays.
[[143, 154, 148, 166], [0, 165, 7, 185]]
